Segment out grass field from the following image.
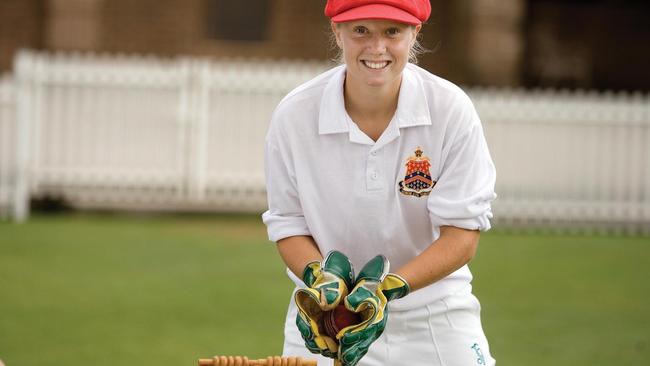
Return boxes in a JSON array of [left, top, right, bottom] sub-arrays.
[[0, 213, 648, 366]]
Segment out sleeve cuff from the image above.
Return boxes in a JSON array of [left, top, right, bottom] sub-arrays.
[[428, 193, 497, 232], [430, 210, 493, 232], [262, 210, 311, 242]]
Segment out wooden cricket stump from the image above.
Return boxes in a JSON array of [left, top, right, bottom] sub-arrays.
[[198, 355, 318, 366], [199, 355, 343, 366]]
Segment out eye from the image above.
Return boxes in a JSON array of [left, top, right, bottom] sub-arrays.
[[386, 27, 401, 36], [353, 26, 368, 35]]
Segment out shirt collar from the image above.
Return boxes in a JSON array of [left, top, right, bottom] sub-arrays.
[[318, 64, 432, 136]]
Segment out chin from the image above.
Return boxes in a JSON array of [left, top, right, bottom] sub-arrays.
[[364, 79, 389, 87], [363, 71, 400, 87]]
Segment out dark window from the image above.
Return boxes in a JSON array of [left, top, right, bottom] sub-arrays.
[[206, 0, 271, 41], [524, 0, 650, 91]]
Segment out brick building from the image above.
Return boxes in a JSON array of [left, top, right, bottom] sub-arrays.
[[1, 0, 649, 90]]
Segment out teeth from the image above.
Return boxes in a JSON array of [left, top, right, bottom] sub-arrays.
[[364, 61, 389, 69]]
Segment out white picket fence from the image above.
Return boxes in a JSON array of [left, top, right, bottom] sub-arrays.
[[0, 50, 649, 234], [471, 88, 650, 234]]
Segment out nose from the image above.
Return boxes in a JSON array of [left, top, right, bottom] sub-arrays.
[[366, 35, 387, 55]]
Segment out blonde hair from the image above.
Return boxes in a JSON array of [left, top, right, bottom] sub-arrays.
[[328, 24, 428, 64]]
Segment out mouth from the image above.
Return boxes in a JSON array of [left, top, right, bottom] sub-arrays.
[[361, 60, 391, 70]]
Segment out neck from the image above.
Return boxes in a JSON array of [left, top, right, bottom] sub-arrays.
[[343, 73, 402, 125]]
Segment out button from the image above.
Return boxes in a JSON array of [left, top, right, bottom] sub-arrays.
[[371, 151, 378, 156], [371, 171, 379, 180]]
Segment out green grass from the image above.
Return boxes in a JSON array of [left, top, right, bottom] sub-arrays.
[[472, 232, 650, 365], [0, 214, 648, 366]]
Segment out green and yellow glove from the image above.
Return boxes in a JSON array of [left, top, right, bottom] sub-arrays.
[[294, 251, 355, 359], [339, 255, 409, 366]]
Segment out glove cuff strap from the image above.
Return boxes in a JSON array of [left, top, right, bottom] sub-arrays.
[[302, 260, 321, 288], [382, 273, 410, 301]]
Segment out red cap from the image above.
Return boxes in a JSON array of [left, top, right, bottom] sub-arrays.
[[325, 0, 431, 25]]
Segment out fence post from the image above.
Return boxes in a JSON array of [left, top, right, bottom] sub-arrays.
[[176, 58, 210, 203], [190, 60, 210, 202], [13, 50, 33, 222], [177, 59, 192, 201], [0, 75, 12, 220]]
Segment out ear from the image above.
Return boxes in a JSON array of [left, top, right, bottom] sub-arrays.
[[413, 24, 422, 39], [411, 24, 422, 45], [331, 21, 343, 48]]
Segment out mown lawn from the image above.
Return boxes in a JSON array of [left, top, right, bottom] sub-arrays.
[[0, 214, 648, 366]]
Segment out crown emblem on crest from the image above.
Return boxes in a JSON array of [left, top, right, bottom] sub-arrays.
[[399, 147, 435, 197]]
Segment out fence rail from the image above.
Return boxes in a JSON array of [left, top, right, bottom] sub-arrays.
[[0, 50, 648, 234]]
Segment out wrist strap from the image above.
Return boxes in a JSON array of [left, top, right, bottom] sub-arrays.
[[381, 273, 410, 301], [302, 260, 321, 288]]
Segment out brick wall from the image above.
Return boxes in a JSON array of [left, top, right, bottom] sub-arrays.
[[99, 0, 196, 55], [0, 0, 44, 71], [98, 0, 332, 60], [46, 0, 103, 51], [1, 0, 647, 90], [0, 0, 524, 86]]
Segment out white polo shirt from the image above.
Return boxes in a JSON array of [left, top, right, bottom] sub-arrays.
[[262, 63, 496, 310]]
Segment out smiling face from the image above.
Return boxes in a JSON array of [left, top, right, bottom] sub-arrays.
[[332, 19, 421, 92]]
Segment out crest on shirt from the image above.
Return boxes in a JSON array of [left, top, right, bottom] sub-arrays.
[[399, 147, 435, 197]]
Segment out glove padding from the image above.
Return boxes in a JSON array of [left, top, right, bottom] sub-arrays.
[[295, 251, 355, 358], [339, 255, 409, 366]]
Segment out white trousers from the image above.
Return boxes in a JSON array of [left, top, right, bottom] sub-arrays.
[[282, 285, 496, 366]]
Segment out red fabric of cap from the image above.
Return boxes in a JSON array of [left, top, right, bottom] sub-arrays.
[[325, 0, 431, 25]]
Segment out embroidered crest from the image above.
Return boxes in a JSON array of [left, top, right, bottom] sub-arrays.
[[399, 147, 435, 197]]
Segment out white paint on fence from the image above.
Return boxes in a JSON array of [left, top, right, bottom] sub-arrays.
[[470, 88, 650, 233], [0, 50, 648, 234]]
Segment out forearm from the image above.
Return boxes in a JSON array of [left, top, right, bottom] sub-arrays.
[[394, 226, 480, 292], [277, 235, 323, 279]]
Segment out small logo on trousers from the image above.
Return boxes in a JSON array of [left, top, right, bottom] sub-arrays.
[[471, 343, 486, 365]]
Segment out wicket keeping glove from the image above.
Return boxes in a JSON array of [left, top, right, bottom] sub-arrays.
[[339, 255, 410, 366], [294, 250, 355, 358]]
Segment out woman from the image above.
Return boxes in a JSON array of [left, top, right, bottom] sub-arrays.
[[262, 1, 497, 365]]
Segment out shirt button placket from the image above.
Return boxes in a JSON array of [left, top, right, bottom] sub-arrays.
[[367, 149, 383, 191]]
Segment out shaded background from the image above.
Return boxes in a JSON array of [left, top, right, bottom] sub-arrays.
[[1, 0, 650, 91]]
